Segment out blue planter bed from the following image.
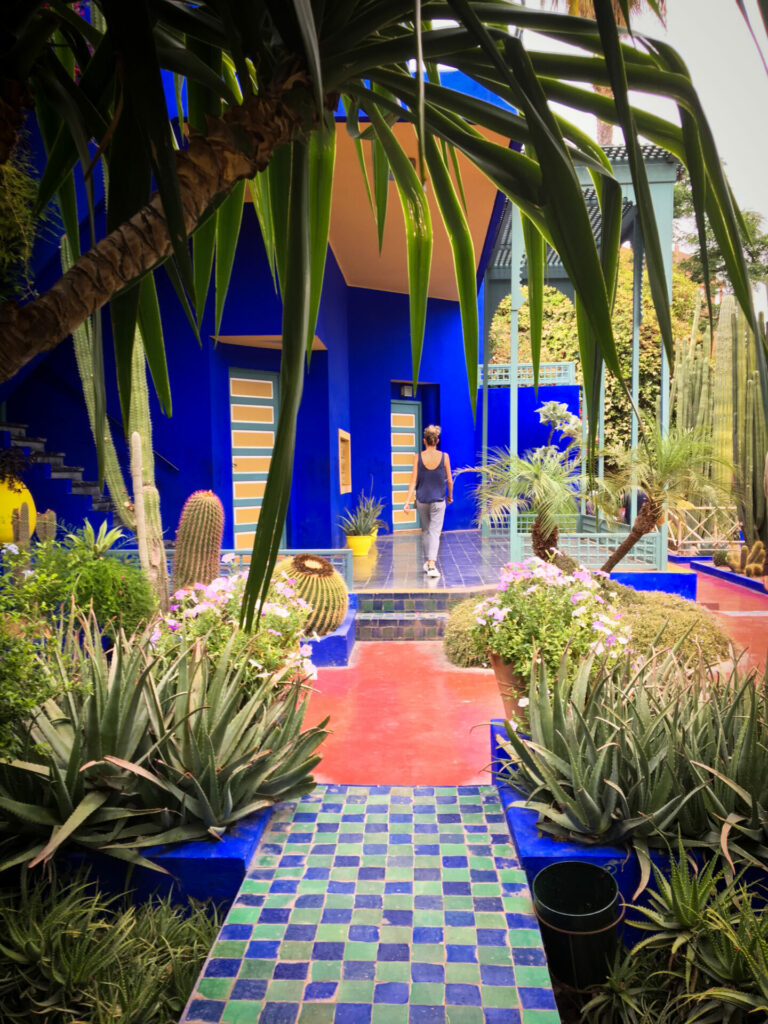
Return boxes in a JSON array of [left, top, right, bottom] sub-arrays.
[[609, 569, 697, 600], [692, 559, 768, 594], [66, 807, 273, 908], [306, 595, 357, 666], [490, 721, 670, 918]]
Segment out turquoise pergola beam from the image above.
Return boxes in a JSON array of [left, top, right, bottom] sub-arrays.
[[507, 204, 525, 562]]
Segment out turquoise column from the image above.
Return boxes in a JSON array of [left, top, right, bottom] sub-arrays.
[[631, 219, 644, 526], [650, 180, 674, 570], [481, 280, 491, 539], [508, 206, 524, 562]]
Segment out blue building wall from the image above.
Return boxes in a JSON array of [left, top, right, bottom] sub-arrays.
[[6, 184, 580, 552]]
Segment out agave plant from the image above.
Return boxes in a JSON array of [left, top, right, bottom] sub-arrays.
[[0, 614, 327, 871], [0, 2, 758, 626], [498, 649, 768, 894]]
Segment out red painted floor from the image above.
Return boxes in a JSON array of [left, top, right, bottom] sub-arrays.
[[305, 570, 768, 787], [304, 642, 503, 787]]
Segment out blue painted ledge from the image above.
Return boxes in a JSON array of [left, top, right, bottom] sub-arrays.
[[307, 597, 357, 666], [67, 808, 273, 908], [693, 560, 768, 595], [609, 569, 697, 600]]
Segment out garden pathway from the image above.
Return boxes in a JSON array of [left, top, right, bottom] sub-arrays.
[[181, 785, 557, 1024]]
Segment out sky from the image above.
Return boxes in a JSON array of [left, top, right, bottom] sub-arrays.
[[630, 0, 768, 225]]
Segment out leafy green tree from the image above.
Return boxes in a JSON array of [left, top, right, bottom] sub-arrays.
[[490, 249, 700, 451], [0, 2, 756, 622], [675, 169, 768, 288]]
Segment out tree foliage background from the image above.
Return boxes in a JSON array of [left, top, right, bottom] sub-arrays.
[[489, 248, 700, 451]]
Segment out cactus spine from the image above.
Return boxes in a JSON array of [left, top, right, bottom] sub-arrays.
[[172, 491, 225, 592], [36, 509, 57, 543], [274, 554, 349, 636]]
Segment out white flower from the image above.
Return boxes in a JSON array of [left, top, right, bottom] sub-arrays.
[[2, 543, 19, 555], [221, 552, 237, 563]]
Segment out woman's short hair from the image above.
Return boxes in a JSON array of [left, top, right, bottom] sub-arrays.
[[423, 425, 441, 445]]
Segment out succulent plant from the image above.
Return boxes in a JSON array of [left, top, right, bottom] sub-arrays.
[[11, 501, 31, 549], [172, 490, 225, 591], [274, 553, 348, 636], [725, 540, 765, 577], [35, 508, 57, 543]]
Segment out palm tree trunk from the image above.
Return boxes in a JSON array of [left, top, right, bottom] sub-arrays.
[[600, 501, 660, 573], [531, 518, 559, 560], [0, 70, 312, 383]]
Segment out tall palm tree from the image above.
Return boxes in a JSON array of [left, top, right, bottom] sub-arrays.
[[0, 1, 755, 622], [599, 424, 731, 572]]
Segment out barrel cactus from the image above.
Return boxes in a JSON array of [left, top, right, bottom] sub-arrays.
[[172, 490, 225, 591], [275, 553, 348, 636]]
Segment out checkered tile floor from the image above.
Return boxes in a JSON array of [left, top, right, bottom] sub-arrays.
[[183, 786, 558, 1024]]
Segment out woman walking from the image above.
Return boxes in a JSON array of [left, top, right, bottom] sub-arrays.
[[403, 425, 453, 578]]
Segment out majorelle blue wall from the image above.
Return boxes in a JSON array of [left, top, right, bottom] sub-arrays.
[[5, 202, 354, 552], [476, 384, 582, 456], [346, 288, 480, 535]]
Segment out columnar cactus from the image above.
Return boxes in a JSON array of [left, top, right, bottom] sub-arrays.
[[274, 553, 349, 636], [172, 490, 225, 592], [725, 540, 766, 577], [36, 509, 57, 542], [11, 501, 31, 549], [131, 431, 170, 611]]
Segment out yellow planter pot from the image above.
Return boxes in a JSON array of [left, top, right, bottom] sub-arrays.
[[0, 481, 37, 544], [346, 534, 374, 557]]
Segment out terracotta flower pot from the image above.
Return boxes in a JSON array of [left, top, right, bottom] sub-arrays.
[[488, 651, 528, 722]]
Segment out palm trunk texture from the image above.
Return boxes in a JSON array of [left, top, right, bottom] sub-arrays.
[[0, 70, 312, 383], [600, 500, 661, 573], [531, 518, 559, 561]]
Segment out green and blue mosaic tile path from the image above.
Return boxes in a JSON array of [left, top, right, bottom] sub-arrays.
[[183, 785, 559, 1024]]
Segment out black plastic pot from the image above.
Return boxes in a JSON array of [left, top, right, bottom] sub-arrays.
[[532, 860, 621, 991]]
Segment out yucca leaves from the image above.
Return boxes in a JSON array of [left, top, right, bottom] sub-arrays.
[[3, 0, 763, 632]]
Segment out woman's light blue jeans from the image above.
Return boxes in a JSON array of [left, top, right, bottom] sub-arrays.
[[417, 500, 446, 561]]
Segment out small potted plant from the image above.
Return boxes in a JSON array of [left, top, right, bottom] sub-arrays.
[[337, 488, 387, 556]]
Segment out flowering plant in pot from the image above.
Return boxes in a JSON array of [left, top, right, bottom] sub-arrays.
[[472, 559, 629, 730]]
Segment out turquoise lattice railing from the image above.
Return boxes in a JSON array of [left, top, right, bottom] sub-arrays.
[[478, 362, 576, 387], [115, 547, 355, 590]]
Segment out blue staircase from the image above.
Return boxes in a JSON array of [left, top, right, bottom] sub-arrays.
[[1, 421, 114, 531]]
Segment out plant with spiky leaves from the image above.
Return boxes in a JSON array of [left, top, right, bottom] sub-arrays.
[[0, 1, 758, 630]]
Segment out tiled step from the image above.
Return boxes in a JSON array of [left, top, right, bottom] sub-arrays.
[[31, 451, 66, 467], [356, 611, 449, 641], [0, 421, 29, 439], [357, 590, 488, 615]]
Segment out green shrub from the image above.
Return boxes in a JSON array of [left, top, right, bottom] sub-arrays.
[[443, 598, 486, 667], [617, 590, 730, 663], [0, 869, 220, 1024], [712, 547, 729, 567], [0, 528, 156, 638], [0, 613, 53, 757]]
